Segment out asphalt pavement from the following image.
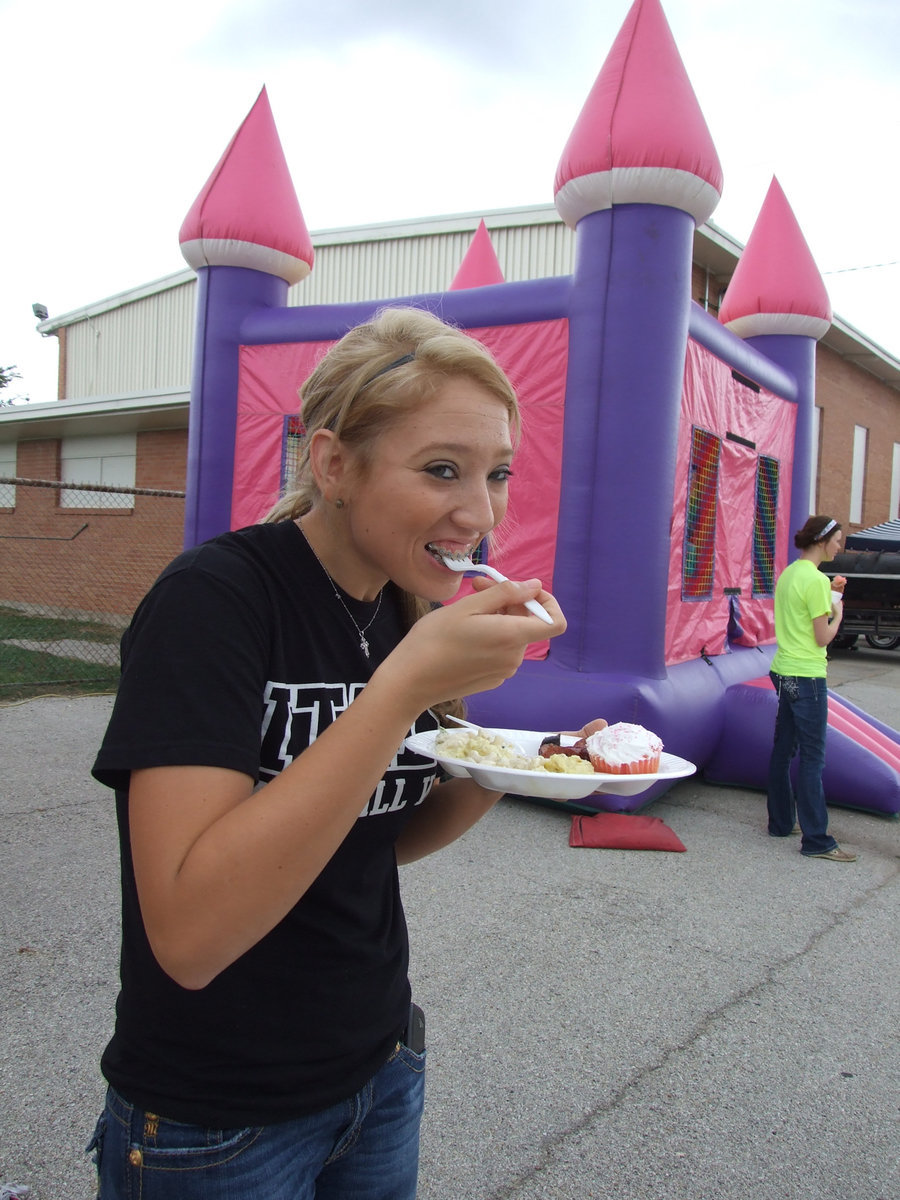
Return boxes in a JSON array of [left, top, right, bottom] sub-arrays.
[[1, 644, 898, 1200]]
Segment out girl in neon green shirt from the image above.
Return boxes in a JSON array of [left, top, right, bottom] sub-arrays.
[[767, 515, 857, 862]]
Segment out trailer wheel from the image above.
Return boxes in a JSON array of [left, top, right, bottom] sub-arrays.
[[833, 634, 859, 650], [864, 634, 900, 651]]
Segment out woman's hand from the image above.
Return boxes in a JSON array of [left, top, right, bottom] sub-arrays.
[[467, 572, 560, 621], [375, 576, 566, 713], [569, 718, 609, 739]]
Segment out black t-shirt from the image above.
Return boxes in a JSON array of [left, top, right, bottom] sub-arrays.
[[93, 521, 439, 1126]]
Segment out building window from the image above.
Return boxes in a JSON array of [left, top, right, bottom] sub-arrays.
[[810, 405, 821, 515], [60, 433, 136, 508], [280, 415, 306, 494], [0, 443, 16, 506], [891, 443, 900, 521], [683, 426, 720, 600], [849, 425, 867, 525], [752, 456, 779, 596]]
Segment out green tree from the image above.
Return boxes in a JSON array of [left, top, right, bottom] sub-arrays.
[[0, 364, 28, 406]]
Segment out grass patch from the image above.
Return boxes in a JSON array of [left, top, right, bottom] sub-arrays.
[[0, 605, 121, 643], [0, 606, 121, 700]]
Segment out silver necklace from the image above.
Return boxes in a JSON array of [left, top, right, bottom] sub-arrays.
[[301, 526, 384, 658]]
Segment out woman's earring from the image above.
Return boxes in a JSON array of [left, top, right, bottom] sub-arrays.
[[335, 498, 345, 509]]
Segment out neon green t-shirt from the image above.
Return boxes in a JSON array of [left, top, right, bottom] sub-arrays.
[[771, 558, 832, 678]]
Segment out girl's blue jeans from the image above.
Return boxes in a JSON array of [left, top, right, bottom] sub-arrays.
[[767, 671, 838, 856], [86, 1042, 425, 1199]]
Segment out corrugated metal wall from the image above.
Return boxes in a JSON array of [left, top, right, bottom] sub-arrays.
[[288, 222, 576, 307], [62, 213, 576, 400], [65, 282, 196, 399]]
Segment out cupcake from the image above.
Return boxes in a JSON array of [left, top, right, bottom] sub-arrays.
[[585, 722, 663, 775]]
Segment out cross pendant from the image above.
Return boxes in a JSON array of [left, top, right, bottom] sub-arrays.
[[360, 637, 370, 658]]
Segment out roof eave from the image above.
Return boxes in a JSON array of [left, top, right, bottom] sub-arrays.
[[0, 388, 190, 440]]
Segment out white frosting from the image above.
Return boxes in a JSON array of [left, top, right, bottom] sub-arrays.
[[585, 722, 663, 766]]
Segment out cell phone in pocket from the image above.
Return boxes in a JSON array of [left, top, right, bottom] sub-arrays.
[[404, 1002, 426, 1053]]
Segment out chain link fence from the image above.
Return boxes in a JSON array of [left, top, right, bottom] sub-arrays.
[[0, 477, 185, 700]]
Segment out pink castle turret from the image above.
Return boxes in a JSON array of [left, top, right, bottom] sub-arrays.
[[178, 87, 314, 547], [554, 0, 722, 228], [449, 220, 505, 290], [547, 0, 722, 679], [719, 175, 832, 559], [179, 86, 314, 285], [719, 176, 832, 338]]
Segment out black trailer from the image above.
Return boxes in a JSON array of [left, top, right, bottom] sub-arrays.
[[821, 549, 900, 650]]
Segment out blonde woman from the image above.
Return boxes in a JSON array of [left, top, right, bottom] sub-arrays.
[[88, 308, 568, 1198]]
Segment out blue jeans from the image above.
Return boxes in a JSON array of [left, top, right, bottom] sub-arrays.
[[767, 671, 838, 856], [86, 1043, 425, 1199]]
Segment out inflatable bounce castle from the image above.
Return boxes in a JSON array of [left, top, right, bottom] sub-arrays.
[[176, 0, 900, 816]]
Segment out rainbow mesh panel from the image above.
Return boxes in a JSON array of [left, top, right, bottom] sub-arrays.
[[752, 455, 779, 596], [280, 415, 306, 494], [683, 426, 720, 600]]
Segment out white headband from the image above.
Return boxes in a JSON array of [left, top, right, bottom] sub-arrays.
[[815, 519, 837, 541]]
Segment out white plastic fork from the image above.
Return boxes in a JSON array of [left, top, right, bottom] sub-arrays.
[[440, 554, 555, 625], [443, 714, 483, 731]]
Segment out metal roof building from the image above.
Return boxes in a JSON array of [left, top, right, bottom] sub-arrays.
[[2, 202, 900, 532], [23, 203, 900, 408]]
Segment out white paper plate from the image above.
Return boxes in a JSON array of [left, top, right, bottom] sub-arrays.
[[404, 727, 696, 799]]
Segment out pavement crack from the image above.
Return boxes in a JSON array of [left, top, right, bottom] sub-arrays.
[[486, 868, 899, 1199], [0, 797, 106, 820]]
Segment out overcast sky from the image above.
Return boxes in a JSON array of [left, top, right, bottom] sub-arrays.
[[3, 0, 899, 404]]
